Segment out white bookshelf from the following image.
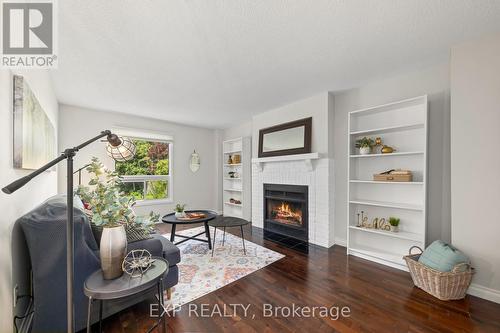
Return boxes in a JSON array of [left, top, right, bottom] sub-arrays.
[[347, 95, 428, 271], [222, 137, 251, 221]]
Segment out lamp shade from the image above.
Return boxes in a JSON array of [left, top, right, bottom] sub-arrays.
[[106, 136, 136, 161]]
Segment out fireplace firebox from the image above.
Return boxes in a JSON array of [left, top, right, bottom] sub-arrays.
[[263, 184, 308, 242]]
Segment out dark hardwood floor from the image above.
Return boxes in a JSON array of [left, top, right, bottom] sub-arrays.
[[100, 224, 500, 333]]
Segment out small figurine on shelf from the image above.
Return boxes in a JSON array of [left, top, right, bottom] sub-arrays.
[[359, 211, 369, 227], [227, 155, 233, 164], [381, 145, 396, 154], [374, 137, 383, 153], [389, 217, 400, 232], [357, 212, 393, 230], [377, 218, 390, 231]]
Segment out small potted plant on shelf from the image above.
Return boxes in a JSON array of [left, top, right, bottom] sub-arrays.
[[175, 203, 187, 218], [355, 137, 375, 155], [389, 217, 400, 232]]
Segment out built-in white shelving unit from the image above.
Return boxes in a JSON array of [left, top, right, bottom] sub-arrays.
[[222, 137, 251, 221], [347, 95, 428, 271]]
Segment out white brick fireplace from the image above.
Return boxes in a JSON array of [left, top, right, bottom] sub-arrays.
[[251, 155, 334, 247]]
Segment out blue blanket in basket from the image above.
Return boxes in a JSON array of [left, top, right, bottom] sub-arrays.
[[418, 240, 470, 272]]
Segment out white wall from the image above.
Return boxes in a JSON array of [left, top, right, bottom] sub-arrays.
[[223, 121, 252, 141], [251, 93, 331, 157], [450, 33, 500, 303], [58, 105, 219, 217], [333, 63, 451, 246], [0, 69, 58, 332]]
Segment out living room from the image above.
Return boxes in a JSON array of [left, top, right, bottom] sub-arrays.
[[1, 1, 500, 332]]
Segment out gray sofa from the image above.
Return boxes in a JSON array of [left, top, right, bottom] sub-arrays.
[[17, 195, 180, 333]]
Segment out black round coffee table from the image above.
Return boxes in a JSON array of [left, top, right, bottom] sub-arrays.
[[162, 210, 217, 249], [84, 257, 168, 333], [208, 216, 250, 256]]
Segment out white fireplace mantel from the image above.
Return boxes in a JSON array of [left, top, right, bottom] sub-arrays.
[[251, 152, 320, 172]]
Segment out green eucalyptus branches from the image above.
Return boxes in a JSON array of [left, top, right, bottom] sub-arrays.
[[77, 157, 158, 231]]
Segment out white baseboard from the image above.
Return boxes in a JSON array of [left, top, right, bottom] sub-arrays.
[[334, 237, 347, 247], [468, 283, 500, 304]]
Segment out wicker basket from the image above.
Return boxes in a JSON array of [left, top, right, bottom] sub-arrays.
[[403, 246, 474, 301]]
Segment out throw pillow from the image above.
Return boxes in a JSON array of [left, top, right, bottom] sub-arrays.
[[88, 219, 152, 245], [125, 224, 153, 243], [418, 240, 470, 272]]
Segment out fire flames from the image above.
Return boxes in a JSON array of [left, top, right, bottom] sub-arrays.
[[272, 202, 302, 225]]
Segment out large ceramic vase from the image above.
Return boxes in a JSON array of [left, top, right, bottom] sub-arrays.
[[100, 225, 127, 279]]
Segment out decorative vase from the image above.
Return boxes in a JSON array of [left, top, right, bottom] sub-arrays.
[[175, 211, 186, 218], [100, 225, 127, 279], [360, 146, 371, 155], [390, 225, 399, 232]]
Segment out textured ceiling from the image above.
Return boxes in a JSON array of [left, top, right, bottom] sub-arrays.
[[52, 0, 500, 128]]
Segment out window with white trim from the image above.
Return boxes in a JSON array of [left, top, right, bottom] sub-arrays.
[[115, 139, 172, 203]]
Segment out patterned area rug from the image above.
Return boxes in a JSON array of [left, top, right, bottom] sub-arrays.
[[162, 226, 284, 309]]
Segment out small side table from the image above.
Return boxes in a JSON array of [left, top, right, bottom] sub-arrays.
[[208, 216, 250, 256], [84, 258, 168, 333]]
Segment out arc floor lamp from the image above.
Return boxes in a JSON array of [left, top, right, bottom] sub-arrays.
[[2, 130, 135, 333]]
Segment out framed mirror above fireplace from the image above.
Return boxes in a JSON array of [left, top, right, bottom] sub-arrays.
[[258, 117, 312, 158]]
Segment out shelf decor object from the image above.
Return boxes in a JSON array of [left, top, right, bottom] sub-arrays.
[[380, 145, 395, 154], [355, 136, 375, 155], [389, 217, 400, 232], [373, 169, 413, 182], [347, 95, 428, 271], [222, 137, 251, 220]]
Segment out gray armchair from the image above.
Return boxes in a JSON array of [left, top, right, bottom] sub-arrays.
[[17, 195, 180, 333]]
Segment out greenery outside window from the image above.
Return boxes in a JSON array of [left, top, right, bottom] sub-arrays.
[[115, 139, 172, 204]]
